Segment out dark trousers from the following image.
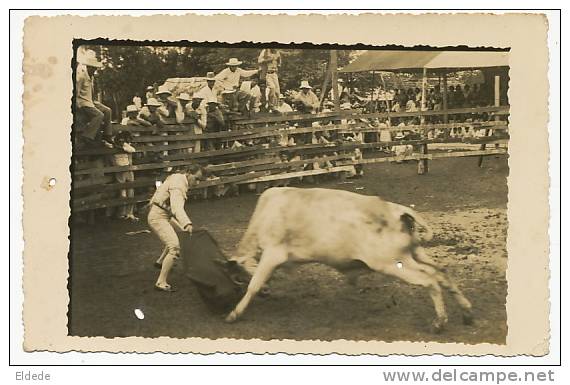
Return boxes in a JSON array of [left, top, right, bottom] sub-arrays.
[[78, 101, 112, 140]]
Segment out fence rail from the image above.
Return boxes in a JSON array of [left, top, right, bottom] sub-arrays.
[[72, 106, 509, 216]]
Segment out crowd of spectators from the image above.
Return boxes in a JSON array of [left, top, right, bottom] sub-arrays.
[[74, 48, 502, 220]]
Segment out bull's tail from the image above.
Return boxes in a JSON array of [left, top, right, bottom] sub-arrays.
[[396, 204, 434, 242]]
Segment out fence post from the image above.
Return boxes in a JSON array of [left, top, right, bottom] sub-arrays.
[[418, 67, 429, 174]]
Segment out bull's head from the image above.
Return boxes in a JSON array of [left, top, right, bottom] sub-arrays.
[[215, 259, 252, 288]]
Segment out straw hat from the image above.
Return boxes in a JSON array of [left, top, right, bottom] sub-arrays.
[[155, 85, 172, 95], [145, 98, 162, 107], [206, 72, 216, 80], [126, 104, 138, 113], [299, 80, 312, 89], [177, 92, 191, 101], [78, 49, 102, 68], [226, 58, 242, 66]]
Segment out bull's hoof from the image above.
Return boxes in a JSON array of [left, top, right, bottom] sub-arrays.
[[430, 318, 447, 334], [225, 311, 239, 323], [462, 310, 474, 325]]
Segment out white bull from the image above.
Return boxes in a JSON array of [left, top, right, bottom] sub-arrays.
[[226, 187, 473, 332]]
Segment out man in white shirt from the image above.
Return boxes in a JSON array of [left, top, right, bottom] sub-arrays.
[[196, 72, 219, 103], [275, 93, 293, 113], [215, 58, 259, 92]]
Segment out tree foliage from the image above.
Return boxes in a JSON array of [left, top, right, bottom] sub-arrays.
[[81, 44, 354, 118]]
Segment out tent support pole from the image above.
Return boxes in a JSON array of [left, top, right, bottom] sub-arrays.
[[478, 74, 500, 167], [418, 67, 429, 174], [442, 71, 449, 137], [330, 50, 340, 112]]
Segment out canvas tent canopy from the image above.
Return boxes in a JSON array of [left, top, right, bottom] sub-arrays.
[[340, 50, 509, 73]]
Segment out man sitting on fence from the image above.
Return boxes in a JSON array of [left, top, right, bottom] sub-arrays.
[[215, 57, 259, 94], [293, 80, 320, 113], [121, 104, 152, 126], [75, 49, 114, 149], [149, 164, 204, 292]]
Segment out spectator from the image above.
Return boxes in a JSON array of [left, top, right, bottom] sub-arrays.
[[139, 98, 166, 127], [414, 87, 422, 103], [121, 104, 152, 126], [132, 94, 142, 110], [196, 72, 219, 104], [145, 85, 155, 103], [397, 88, 408, 108], [175, 92, 192, 123], [463, 84, 473, 107], [328, 78, 347, 101], [454, 85, 465, 107], [204, 99, 226, 147], [240, 77, 265, 112], [186, 94, 208, 153], [275, 94, 293, 113], [258, 49, 281, 110], [293, 80, 320, 113], [155, 85, 177, 118], [447, 85, 456, 108], [111, 131, 138, 221], [431, 85, 443, 110], [75, 49, 113, 148], [215, 57, 259, 92]]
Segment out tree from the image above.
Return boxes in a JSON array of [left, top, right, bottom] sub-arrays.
[[79, 44, 355, 119]]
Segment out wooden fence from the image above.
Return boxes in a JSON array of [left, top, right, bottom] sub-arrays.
[[72, 105, 509, 215]]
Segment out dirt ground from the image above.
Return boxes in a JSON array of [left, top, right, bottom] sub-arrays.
[[69, 155, 509, 344]]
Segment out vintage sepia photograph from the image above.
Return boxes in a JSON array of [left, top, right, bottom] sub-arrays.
[[19, 12, 552, 357], [68, 43, 510, 344]]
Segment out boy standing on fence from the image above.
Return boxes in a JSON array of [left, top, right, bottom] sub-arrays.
[[149, 165, 204, 292]]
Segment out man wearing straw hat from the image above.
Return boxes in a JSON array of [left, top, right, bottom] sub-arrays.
[[196, 72, 219, 104], [75, 49, 113, 148], [139, 97, 166, 127], [174, 92, 192, 124], [215, 58, 259, 92], [155, 85, 178, 118], [293, 80, 320, 113], [121, 104, 151, 126]]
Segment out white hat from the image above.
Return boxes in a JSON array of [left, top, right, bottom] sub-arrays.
[[78, 49, 102, 68], [145, 97, 162, 107], [222, 89, 236, 94], [155, 85, 172, 95], [279, 93, 286, 99], [146, 85, 154, 91], [206, 71, 216, 80], [126, 104, 138, 113], [177, 92, 191, 101], [337, 78, 345, 83], [299, 80, 312, 89], [226, 58, 242, 66]]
